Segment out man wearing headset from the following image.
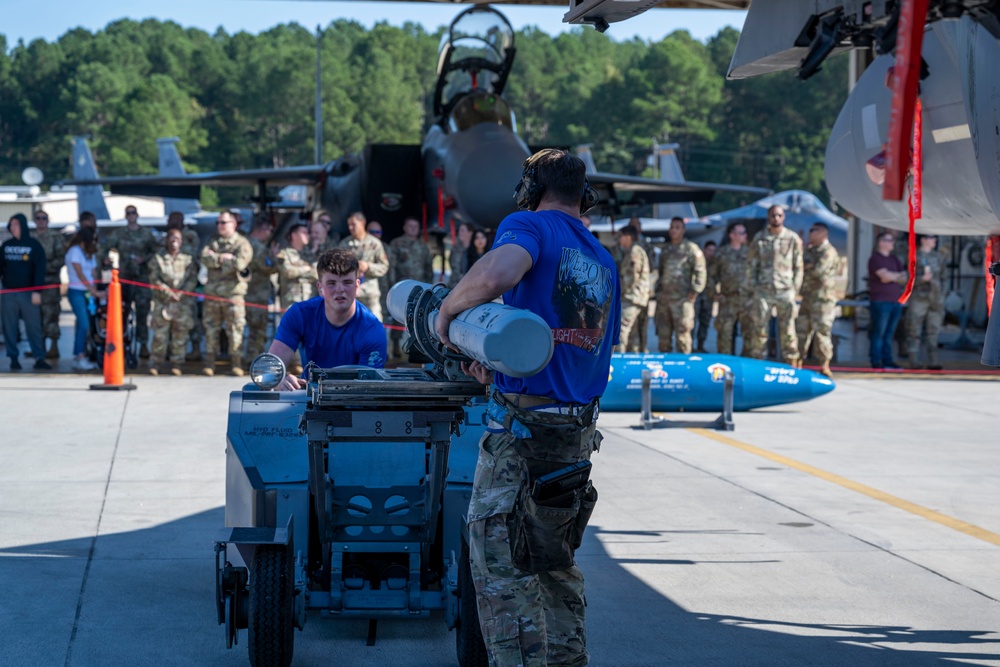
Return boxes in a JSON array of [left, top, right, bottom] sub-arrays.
[[437, 149, 621, 666]]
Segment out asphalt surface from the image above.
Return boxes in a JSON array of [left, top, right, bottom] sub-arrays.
[[1, 371, 998, 667]]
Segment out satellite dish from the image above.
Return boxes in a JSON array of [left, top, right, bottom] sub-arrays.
[[21, 167, 44, 186]]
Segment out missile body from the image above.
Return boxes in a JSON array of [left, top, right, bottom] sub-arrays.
[[386, 280, 554, 378], [601, 353, 835, 412]]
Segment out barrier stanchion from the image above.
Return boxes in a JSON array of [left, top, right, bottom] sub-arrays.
[[90, 269, 137, 392]]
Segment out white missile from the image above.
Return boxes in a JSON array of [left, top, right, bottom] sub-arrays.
[[387, 280, 554, 378]]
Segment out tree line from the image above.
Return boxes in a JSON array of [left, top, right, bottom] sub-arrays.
[[0, 18, 848, 214]]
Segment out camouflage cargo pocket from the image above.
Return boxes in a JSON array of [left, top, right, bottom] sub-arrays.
[[510, 482, 598, 574]]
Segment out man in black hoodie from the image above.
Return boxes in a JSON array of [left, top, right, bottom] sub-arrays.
[[1, 213, 52, 370]]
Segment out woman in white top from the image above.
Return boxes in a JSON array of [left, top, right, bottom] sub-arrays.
[[65, 227, 104, 371]]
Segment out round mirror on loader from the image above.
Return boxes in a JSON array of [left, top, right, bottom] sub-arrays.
[[250, 353, 286, 390]]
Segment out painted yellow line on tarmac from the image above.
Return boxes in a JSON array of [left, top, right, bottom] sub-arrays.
[[690, 428, 1000, 548]]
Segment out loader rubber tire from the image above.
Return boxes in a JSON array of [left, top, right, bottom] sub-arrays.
[[248, 547, 294, 667]]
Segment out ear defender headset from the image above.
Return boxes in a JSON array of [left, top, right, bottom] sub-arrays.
[[514, 149, 600, 215]]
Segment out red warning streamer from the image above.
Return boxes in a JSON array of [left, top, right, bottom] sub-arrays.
[[898, 98, 922, 305], [884, 0, 930, 202]]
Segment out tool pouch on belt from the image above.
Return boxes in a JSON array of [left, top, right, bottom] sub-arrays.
[[492, 393, 603, 574], [510, 480, 598, 574]]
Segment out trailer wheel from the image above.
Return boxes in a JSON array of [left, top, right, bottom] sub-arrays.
[[248, 547, 294, 667], [456, 540, 489, 667]]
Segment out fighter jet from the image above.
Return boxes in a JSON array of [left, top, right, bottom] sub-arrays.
[[66, 6, 768, 243]]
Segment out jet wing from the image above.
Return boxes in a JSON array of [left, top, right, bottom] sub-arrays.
[[63, 165, 327, 200], [588, 172, 771, 210]]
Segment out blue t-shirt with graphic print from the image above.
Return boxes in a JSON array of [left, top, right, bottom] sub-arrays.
[[491, 209, 621, 404], [275, 297, 386, 370]]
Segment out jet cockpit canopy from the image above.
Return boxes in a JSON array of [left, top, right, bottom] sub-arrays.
[[434, 6, 516, 122]]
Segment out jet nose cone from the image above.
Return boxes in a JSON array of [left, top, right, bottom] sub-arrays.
[[446, 124, 529, 226]]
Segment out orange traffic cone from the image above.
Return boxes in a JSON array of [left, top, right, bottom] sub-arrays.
[[90, 269, 137, 391]]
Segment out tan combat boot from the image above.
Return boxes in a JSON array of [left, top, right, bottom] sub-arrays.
[[202, 355, 216, 377], [819, 362, 833, 378], [230, 356, 245, 377]]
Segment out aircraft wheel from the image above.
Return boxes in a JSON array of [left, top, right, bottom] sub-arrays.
[[248, 547, 294, 667], [456, 540, 489, 667]]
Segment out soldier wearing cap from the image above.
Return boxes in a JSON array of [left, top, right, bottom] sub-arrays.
[[148, 228, 198, 375], [101, 205, 160, 359], [796, 222, 840, 377], [200, 210, 253, 376]]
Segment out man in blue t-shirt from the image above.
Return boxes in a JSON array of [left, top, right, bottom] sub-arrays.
[[436, 149, 620, 667], [268, 248, 386, 391]]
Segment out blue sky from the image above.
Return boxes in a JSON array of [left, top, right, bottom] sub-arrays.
[[3, 1, 746, 47]]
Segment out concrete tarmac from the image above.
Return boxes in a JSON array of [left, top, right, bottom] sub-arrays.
[[1, 373, 998, 666]]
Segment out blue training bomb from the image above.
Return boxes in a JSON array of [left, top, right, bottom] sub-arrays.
[[601, 353, 836, 412]]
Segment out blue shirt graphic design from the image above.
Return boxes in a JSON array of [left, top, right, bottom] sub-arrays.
[[491, 209, 621, 404]]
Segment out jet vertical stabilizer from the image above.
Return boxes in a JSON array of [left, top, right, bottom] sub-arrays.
[[653, 143, 698, 221], [157, 137, 202, 215], [71, 137, 111, 221]]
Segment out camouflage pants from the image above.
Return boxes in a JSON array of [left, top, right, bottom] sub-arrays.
[[468, 417, 600, 667], [905, 296, 944, 363], [40, 282, 61, 340], [748, 293, 799, 362], [122, 280, 151, 345], [616, 303, 645, 353], [245, 306, 271, 361], [635, 306, 649, 353], [654, 297, 695, 353], [715, 297, 754, 357], [796, 299, 836, 364], [150, 299, 196, 363], [203, 297, 246, 365]]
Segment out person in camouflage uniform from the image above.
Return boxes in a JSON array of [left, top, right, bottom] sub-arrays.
[[200, 211, 253, 376], [626, 216, 657, 352], [795, 223, 840, 377], [278, 222, 318, 307], [388, 217, 434, 359], [905, 234, 947, 369], [304, 213, 340, 264], [101, 205, 160, 359], [654, 217, 706, 353], [707, 223, 754, 356], [148, 229, 199, 375], [245, 215, 277, 361], [31, 210, 65, 358], [694, 240, 717, 352], [166, 212, 204, 361], [339, 211, 389, 322], [615, 226, 650, 353], [447, 220, 473, 287], [746, 205, 804, 365], [365, 220, 392, 324], [435, 149, 618, 667]]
